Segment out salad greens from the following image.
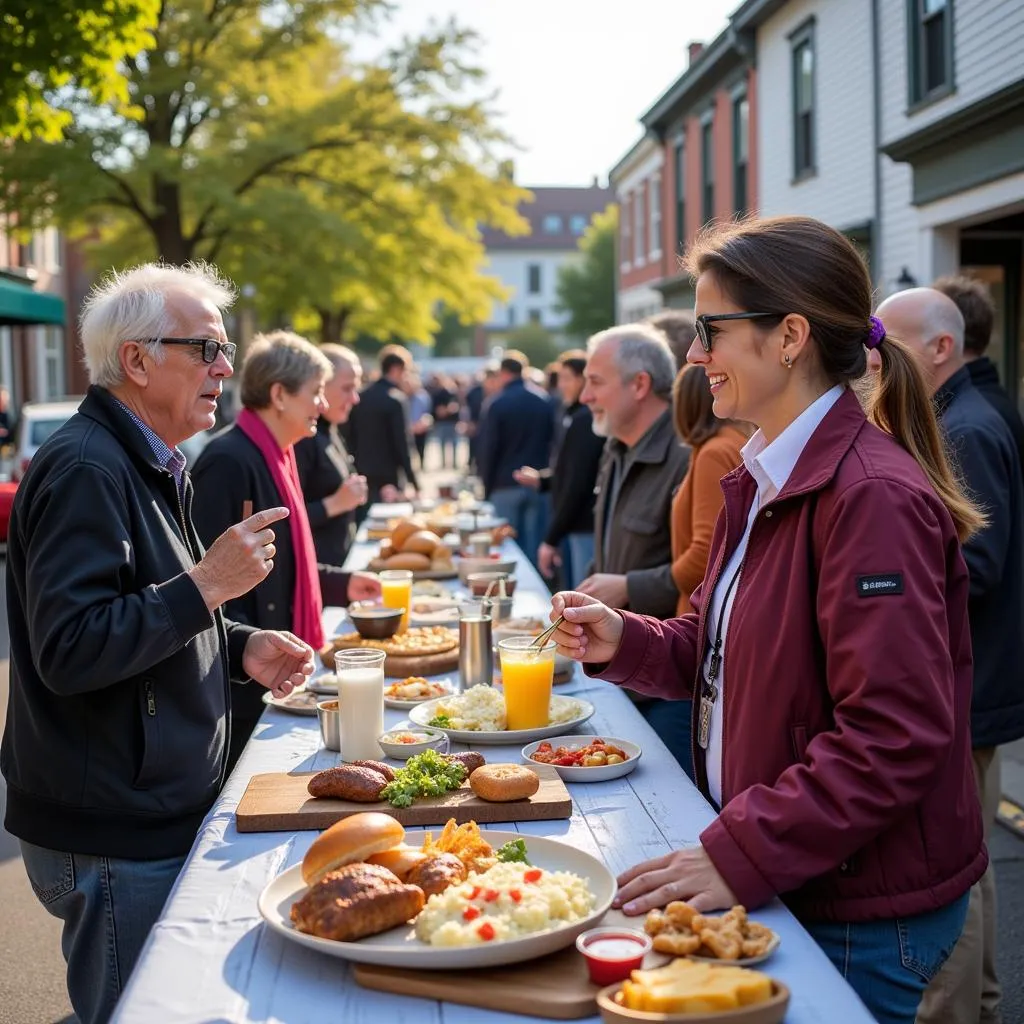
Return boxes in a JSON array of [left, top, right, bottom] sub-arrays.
[[380, 749, 466, 808], [427, 713, 452, 729], [495, 838, 531, 864]]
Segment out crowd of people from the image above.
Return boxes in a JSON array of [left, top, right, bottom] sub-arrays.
[[1, 214, 1022, 1024]]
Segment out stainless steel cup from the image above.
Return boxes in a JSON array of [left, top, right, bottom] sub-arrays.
[[458, 611, 493, 691]]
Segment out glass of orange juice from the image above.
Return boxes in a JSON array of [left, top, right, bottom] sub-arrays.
[[498, 636, 555, 730], [378, 569, 413, 633]]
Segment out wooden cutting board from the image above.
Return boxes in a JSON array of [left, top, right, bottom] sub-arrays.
[[320, 646, 460, 678], [353, 912, 665, 1020], [235, 762, 572, 832]]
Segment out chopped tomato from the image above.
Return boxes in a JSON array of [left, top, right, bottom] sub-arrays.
[[554, 756, 576, 766], [523, 868, 542, 884], [477, 922, 496, 941], [509, 889, 522, 903], [468, 885, 481, 900], [483, 888, 500, 902], [462, 905, 481, 921]]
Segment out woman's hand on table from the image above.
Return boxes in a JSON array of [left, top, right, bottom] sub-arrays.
[[614, 845, 739, 916], [347, 571, 382, 602], [549, 591, 624, 663], [244, 630, 315, 698]]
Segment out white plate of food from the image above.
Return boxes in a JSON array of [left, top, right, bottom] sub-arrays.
[[257, 818, 615, 969], [261, 688, 320, 715], [383, 677, 455, 709], [521, 736, 642, 782], [408, 596, 461, 626], [408, 686, 595, 744]]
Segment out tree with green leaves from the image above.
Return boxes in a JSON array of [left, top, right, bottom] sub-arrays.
[[503, 323, 559, 369], [0, 0, 159, 141], [555, 204, 618, 339], [0, 0, 527, 343]]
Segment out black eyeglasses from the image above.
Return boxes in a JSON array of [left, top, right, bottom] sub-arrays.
[[146, 337, 237, 365], [694, 313, 783, 353]]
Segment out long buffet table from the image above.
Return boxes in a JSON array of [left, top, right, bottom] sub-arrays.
[[112, 535, 875, 1023]]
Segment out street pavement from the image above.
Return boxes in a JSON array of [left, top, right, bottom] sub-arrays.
[[0, 443, 1023, 1022]]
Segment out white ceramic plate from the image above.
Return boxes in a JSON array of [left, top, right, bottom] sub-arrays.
[[684, 930, 781, 967], [306, 673, 339, 696], [520, 736, 642, 783], [408, 596, 461, 626], [407, 695, 595, 744], [258, 830, 615, 969], [261, 688, 319, 716], [383, 678, 455, 710]]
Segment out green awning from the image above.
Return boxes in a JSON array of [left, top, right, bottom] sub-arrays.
[[0, 276, 65, 327]]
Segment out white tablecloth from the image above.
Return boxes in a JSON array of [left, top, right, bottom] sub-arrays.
[[112, 539, 874, 1023]]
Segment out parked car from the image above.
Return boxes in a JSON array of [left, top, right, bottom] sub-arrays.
[[11, 399, 82, 482]]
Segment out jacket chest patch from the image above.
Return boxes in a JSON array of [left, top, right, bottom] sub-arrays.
[[856, 573, 903, 597]]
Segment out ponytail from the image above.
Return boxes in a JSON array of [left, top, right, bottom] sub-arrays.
[[867, 334, 986, 542]]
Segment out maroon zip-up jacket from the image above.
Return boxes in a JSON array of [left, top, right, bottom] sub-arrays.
[[594, 389, 986, 922]]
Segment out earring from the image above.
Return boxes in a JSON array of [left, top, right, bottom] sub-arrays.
[[784, 354, 792, 368]]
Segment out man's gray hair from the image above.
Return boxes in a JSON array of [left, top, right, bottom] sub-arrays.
[[587, 323, 677, 399], [240, 331, 333, 410], [318, 344, 361, 373], [79, 262, 236, 388]]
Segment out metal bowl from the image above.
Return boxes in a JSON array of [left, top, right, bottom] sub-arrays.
[[347, 603, 403, 639]]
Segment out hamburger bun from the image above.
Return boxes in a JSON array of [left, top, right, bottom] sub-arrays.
[[390, 519, 422, 550], [469, 763, 541, 802], [366, 844, 429, 881], [401, 530, 441, 556], [301, 812, 405, 886], [383, 552, 431, 571]]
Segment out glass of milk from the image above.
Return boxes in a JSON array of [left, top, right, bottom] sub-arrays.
[[335, 649, 386, 762]]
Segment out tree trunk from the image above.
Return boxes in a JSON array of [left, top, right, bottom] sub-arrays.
[[318, 308, 351, 344], [151, 178, 191, 264]]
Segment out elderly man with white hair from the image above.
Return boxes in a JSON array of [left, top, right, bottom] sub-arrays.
[[0, 262, 315, 1024], [575, 322, 692, 765], [878, 286, 1024, 1024]]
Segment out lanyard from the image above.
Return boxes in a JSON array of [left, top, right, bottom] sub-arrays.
[[697, 563, 741, 749]]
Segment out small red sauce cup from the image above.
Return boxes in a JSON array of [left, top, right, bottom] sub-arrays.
[[576, 927, 652, 986]]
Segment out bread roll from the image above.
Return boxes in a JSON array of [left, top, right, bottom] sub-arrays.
[[301, 811, 406, 886], [307, 765, 388, 802], [366, 844, 429, 881], [390, 519, 422, 550], [384, 552, 431, 571], [379, 543, 395, 560], [401, 530, 441, 556], [469, 763, 541, 802]]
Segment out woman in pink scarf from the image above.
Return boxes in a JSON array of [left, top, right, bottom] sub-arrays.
[[191, 331, 379, 771]]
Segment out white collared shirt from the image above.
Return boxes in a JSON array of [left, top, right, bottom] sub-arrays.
[[702, 385, 844, 807]]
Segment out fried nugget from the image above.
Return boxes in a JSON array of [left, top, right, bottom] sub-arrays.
[[699, 927, 743, 960], [652, 931, 703, 955], [666, 900, 699, 928]]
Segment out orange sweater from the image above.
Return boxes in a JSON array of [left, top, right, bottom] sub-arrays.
[[670, 425, 747, 615]]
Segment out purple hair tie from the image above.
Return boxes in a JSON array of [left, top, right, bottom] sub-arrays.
[[866, 315, 886, 350]]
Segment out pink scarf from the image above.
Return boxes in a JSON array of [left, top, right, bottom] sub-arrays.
[[236, 408, 324, 650]]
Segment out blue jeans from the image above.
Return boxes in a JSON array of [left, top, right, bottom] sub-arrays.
[[638, 697, 695, 781], [804, 892, 969, 1024], [491, 487, 546, 569], [564, 532, 595, 590], [20, 840, 186, 1024]]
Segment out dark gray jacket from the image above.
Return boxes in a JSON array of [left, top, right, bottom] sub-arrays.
[[592, 408, 690, 619], [1, 386, 255, 859], [938, 366, 1024, 748]]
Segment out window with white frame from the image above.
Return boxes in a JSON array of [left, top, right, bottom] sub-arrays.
[[38, 326, 65, 400], [649, 175, 661, 259], [633, 189, 644, 265]]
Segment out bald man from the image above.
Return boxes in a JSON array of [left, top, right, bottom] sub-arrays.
[[878, 287, 1023, 1024]]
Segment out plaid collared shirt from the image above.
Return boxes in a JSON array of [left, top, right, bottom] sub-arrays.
[[113, 398, 187, 498]]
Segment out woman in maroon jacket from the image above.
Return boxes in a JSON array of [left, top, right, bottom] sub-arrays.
[[551, 217, 986, 1024]]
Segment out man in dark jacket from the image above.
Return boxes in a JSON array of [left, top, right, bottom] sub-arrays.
[[935, 273, 1024, 478], [1, 264, 313, 1024], [477, 353, 554, 562], [513, 350, 605, 588], [347, 345, 419, 514], [880, 287, 1024, 1024]]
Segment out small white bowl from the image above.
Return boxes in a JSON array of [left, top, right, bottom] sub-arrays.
[[377, 724, 450, 760], [520, 736, 642, 782]]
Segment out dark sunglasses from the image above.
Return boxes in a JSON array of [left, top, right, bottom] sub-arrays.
[[694, 313, 783, 353], [145, 337, 237, 365]]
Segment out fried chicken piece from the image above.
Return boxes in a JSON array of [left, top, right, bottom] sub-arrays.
[[666, 900, 700, 928], [290, 863, 425, 941], [404, 852, 468, 897], [699, 927, 743, 960], [644, 909, 669, 936], [652, 931, 702, 955]]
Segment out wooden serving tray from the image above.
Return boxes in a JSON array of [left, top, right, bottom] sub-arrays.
[[235, 762, 572, 832], [320, 646, 460, 678]]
